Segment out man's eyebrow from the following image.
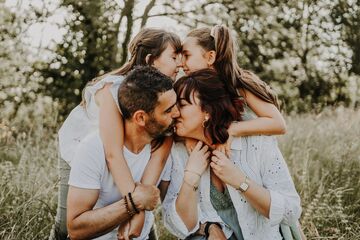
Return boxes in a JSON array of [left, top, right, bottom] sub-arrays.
[[182, 49, 189, 53], [164, 102, 177, 113]]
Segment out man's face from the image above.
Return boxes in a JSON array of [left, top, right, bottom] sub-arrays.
[[144, 89, 180, 139]]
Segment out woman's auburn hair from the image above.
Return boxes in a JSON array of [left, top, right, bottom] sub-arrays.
[[187, 25, 280, 109], [174, 68, 244, 145]]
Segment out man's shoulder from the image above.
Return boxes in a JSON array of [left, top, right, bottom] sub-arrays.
[[72, 131, 105, 167]]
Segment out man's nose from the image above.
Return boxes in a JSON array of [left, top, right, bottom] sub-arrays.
[[172, 105, 180, 118]]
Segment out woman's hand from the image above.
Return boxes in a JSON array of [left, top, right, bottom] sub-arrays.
[[185, 141, 211, 176], [210, 150, 243, 189]]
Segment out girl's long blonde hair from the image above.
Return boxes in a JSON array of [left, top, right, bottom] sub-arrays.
[[187, 25, 280, 109]]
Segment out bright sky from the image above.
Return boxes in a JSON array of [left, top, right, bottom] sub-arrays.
[[6, 0, 189, 55]]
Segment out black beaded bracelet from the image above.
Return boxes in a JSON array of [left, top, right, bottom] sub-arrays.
[[204, 222, 222, 238], [124, 195, 135, 217], [128, 192, 140, 214]]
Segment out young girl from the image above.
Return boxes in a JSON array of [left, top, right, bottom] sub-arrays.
[[50, 28, 182, 240]]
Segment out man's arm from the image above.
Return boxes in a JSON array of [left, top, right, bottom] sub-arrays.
[[67, 186, 131, 240], [67, 184, 160, 240]]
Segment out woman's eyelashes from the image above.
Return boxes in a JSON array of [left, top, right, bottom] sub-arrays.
[[177, 100, 188, 108]]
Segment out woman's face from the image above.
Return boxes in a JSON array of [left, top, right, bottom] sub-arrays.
[[175, 91, 206, 139], [181, 37, 209, 75], [153, 43, 181, 80]]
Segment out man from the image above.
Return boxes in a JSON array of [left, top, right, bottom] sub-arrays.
[[67, 66, 180, 240]]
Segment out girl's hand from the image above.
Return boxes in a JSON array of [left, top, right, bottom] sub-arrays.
[[208, 224, 227, 240], [117, 221, 130, 240], [210, 150, 243, 188], [215, 134, 234, 158], [127, 211, 145, 239], [185, 141, 210, 176]]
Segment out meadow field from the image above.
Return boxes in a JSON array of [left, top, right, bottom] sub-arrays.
[[1, 107, 359, 240]]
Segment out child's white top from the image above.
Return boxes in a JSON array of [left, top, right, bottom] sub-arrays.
[[58, 75, 124, 164]]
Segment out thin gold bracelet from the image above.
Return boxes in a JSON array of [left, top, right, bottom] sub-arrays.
[[183, 178, 199, 191]]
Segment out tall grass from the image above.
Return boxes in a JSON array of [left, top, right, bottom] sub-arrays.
[[0, 107, 359, 239]]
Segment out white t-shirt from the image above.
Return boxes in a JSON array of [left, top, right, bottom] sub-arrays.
[[69, 131, 171, 240], [59, 75, 124, 164]]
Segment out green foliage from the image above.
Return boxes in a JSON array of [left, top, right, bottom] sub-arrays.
[[34, 0, 124, 116], [1, 107, 360, 239]]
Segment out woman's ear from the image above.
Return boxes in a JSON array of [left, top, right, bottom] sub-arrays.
[[145, 54, 152, 65], [206, 50, 216, 66]]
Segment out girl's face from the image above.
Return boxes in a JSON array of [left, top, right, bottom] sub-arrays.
[[175, 92, 206, 139], [181, 37, 209, 75], [153, 43, 181, 80]]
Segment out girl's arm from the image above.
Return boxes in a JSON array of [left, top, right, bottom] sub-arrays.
[[229, 89, 286, 137], [140, 137, 173, 185], [96, 84, 135, 195]]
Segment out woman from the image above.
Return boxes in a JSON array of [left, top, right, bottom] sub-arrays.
[[50, 28, 182, 240], [162, 69, 302, 240]]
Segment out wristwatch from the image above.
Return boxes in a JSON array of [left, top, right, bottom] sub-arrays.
[[237, 175, 249, 192]]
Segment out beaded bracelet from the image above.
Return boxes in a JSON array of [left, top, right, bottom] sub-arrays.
[[124, 195, 135, 217], [128, 192, 140, 214]]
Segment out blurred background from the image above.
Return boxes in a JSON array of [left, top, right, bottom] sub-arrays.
[[1, 0, 359, 239]]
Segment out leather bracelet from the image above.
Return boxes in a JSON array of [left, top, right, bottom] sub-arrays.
[[128, 192, 140, 214], [204, 222, 222, 238]]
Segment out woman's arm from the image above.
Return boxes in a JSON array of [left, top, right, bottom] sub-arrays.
[[96, 84, 135, 195], [210, 138, 301, 225], [229, 89, 286, 136]]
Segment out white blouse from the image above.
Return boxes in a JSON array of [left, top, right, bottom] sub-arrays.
[[58, 75, 124, 165], [162, 136, 302, 240]]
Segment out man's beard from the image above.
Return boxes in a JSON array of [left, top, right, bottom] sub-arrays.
[[145, 117, 175, 139]]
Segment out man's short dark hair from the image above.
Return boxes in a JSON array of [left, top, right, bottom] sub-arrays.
[[118, 66, 173, 119]]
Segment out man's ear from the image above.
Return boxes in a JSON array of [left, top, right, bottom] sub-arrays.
[[133, 110, 147, 127], [206, 50, 216, 66]]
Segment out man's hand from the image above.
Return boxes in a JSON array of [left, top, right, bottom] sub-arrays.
[[208, 224, 226, 240], [132, 183, 160, 211]]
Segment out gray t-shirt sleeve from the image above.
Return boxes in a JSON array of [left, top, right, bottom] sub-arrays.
[[68, 133, 105, 189]]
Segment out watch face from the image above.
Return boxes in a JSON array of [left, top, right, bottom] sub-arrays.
[[239, 182, 249, 192]]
